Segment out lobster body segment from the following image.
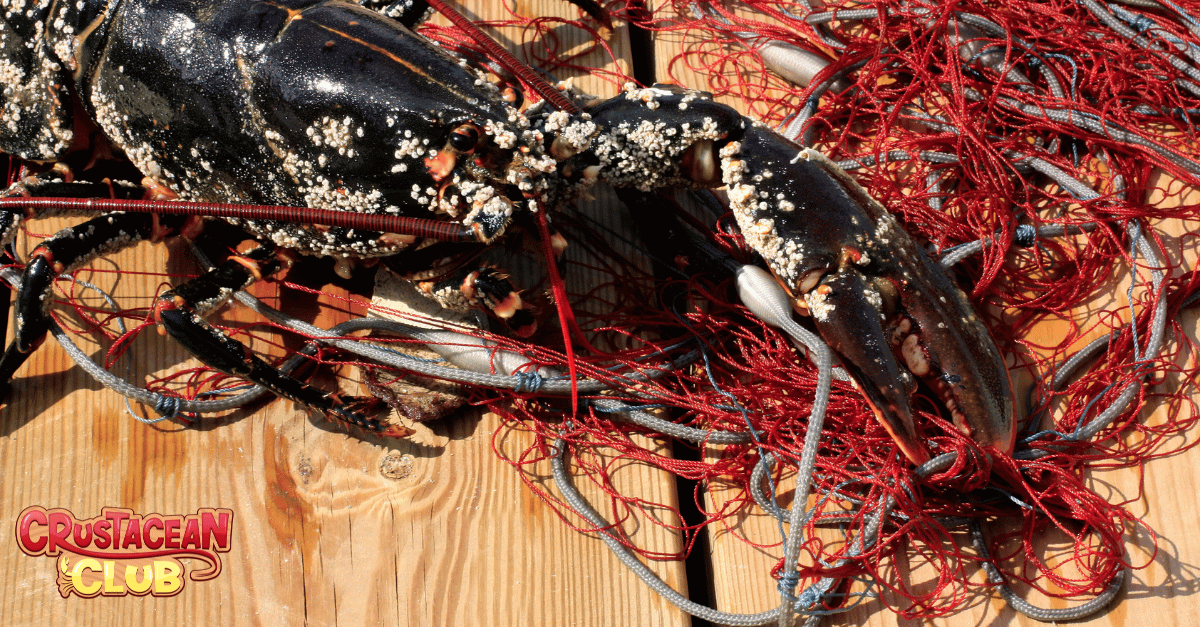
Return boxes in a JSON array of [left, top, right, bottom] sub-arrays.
[[0, 0, 1015, 461], [7, 0, 549, 254]]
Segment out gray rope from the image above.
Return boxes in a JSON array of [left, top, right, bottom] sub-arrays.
[[939, 223, 1097, 268], [0, 266, 277, 415], [804, 8, 880, 25], [5, 265, 744, 442], [730, 264, 840, 626], [231, 301, 757, 446], [997, 96, 1200, 176], [550, 425, 871, 626], [589, 397, 752, 444], [228, 288, 707, 398], [781, 60, 864, 145], [687, 3, 848, 92], [550, 428, 787, 626], [970, 521, 1127, 620], [1080, 0, 1200, 95], [952, 12, 1069, 98], [1014, 228, 1169, 456]]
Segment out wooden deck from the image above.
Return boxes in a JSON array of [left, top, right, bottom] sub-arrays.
[[2, 2, 1199, 626]]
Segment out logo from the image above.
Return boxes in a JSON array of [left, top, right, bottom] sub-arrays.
[[15, 506, 233, 598]]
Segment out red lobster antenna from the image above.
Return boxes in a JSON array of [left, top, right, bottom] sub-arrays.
[[0, 197, 479, 242]]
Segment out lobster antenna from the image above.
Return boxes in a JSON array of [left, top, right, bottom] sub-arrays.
[[0, 197, 479, 242], [424, 0, 583, 113]]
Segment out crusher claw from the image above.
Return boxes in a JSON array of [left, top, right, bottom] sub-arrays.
[[722, 124, 1016, 463]]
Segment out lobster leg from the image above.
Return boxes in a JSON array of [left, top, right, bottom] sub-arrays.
[[382, 232, 545, 337], [1, 174, 146, 253], [153, 240, 406, 436], [0, 211, 190, 396]]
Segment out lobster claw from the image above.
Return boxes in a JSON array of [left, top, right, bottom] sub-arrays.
[[571, 85, 1013, 462], [808, 265, 931, 464], [723, 124, 1016, 464]]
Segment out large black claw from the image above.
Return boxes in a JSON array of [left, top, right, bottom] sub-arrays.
[[723, 124, 1016, 463]]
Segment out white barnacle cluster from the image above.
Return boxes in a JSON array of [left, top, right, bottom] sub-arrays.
[[58, 222, 141, 278], [541, 110, 571, 132], [719, 140, 746, 180], [456, 178, 512, 231], [90, 85, 140, 158], [2, 0, 31, 14], [246, 159, 394, 256], [464, 62, 503, 100], [427, 282, 473, 313], [593, 116, 723, 191], [560, 118, 598, 151], [407, 181, 437, 210], [435, 175, 463, 217], [517, 139, 558, 181], [3, 0, 51, 21], [676, 90, 700, 111], [48, 0, 77, 69], [300, 177, 383, 217], [721, 141, 807, 288], [378, 0, 427, 21], [390, 128, 428, 173], [803, 287, 835, 322], [503, 164, 537, 200], [508, 126, 557, 204], [248, 195, 400, 258], [484, 118, 518, 149], [776, 193, 795, 213], [873, 211, 896, 246], [862, 284, 883, 311], [0, 57, 23, 86], [94, 91, 172, 191], [306, 115, 358, 160], [0, 11, 72, 159], [190, 286, 237, 318], [243, 128, 412, 258], [621, 82, 681, 111], [544, 112, 597, 157], [0, 58, 28, 137]]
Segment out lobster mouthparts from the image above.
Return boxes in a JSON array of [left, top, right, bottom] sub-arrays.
[[723, 126, 1016, 465]]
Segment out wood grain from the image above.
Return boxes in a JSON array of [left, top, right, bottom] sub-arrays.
[[0, 2, 688, 627], [650, 4, 1200, 626], [3, 2, 1200, 627]]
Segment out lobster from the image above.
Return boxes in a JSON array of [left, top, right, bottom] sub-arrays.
[[0, 0, 1014, 464]]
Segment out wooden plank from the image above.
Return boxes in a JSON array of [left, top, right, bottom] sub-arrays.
[[693, 229, 1200, 627], [7, 3, 1195, 626], [0, 3, 693, 626], [650, 4, 1200, 626]]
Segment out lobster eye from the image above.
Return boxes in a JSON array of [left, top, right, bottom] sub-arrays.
[[449, 124, 481, 153]]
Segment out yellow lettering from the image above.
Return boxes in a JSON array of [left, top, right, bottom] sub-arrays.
[[70, 558, 102, 596], [124, 564, 154, 594], [153, 560, 182, 595], [103, 560, 125, 594]]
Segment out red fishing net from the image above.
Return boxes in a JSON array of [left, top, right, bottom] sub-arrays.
[[3, 0, 1200, 621]]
